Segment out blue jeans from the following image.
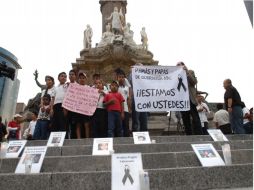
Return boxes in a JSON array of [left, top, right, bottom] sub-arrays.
[[230, 106, 245, 134], [243, 122, 252, 134], [33, 120, 50, 140], [108, 111, 123, 137], [132, 97, 148, 132]]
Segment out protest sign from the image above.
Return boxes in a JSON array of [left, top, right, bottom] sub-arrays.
[[92, 138, 113, 155], [207, 129, 228, 142], [191, 144, 225, 167], [112, 153, 143, 190], [47, 132, 66, 147], [62, 83, 99, 116], [132, 66, 190, 112], [15, 146, 47, 173], [133, 132, 151, 144], [5, 140, 27, 158]]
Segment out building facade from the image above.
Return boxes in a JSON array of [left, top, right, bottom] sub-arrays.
[[0, 47, 22, 122]]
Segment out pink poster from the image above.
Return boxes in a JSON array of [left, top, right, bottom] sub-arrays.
[[62, 83, 99, 116]]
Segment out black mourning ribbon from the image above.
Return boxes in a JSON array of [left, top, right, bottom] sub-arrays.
[[122, 168, 134, 185], [177, 75, 187, 92]]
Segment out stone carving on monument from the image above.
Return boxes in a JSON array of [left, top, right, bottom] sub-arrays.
[[24, 70, 44, 114], [72, 0, 158, 83], [140, 27, 148, 51], [83, 24, 93, 49]]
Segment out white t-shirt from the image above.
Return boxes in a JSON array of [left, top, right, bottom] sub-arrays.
[[97, 90, 108, 109], [28, 120, 37, 135], [38, 105, 51, 120], [124, 78, 131, 88], [41, 86, 56, 98], [118, 85, 129, 112], [213, 109, 230, 126], [242, 107, 250, 124], [54, 84, 68, 105], [196, 102, 210, 127]]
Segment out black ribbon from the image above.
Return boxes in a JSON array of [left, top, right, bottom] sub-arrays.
[[177, 75, 187, 92], [122, 167, 134, 185]]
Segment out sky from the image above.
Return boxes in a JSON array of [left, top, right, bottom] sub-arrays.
[[0, 0, 253, 107]]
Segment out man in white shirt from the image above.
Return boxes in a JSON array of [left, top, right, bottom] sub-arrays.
[[196, 95, 210, 135], [117, 70, 131, 137], [242, 102, 252, 134], [213, 103, 232, 134]]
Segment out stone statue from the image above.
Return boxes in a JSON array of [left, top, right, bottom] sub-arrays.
[[98, 23, 114, 47], [119, 7, 125, 27], [140, 27, 148, 51], [33, 69, 46, 90], [83, 24, 93, 49], [24, 70, 45, 113], [106, 7, 123, 35], [123, 23, 136, 47]]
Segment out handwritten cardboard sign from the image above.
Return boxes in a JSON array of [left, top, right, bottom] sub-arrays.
[[62, 83, 99, 116]]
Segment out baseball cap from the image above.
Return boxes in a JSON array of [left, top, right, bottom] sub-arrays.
[[14, 114, 23, 118]]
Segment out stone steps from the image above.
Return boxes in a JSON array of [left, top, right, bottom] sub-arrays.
[[0, 149, 252, 174], [0, 134, 252, 190], [43, 140, 252, 157], [0, 164, 252, 190], [25, 134, 253, 146]]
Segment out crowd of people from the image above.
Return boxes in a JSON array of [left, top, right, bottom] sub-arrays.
[[0, 66, 148, 141], [0, 63, 252, 142]]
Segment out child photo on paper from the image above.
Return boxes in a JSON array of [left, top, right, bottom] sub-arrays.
[[198, 149, 216, 158], [98, 143, 108, 151], [7, 146, 21, 153], [52, 137, 61, 144], [137, 135, 146, 141], [22, 154, 41, 164]]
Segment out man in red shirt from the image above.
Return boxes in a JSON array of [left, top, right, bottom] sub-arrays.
[[104, 81, 124, 137], [8, 114, 23, 140]]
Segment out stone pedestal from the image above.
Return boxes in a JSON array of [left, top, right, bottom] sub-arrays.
[[72, 41, 158, 83]]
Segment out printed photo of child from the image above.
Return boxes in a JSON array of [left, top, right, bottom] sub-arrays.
[[198, 149, 216, 158], [52, 137, 61, 144], [7, 146, 21, 153], [137, 135, 146, 141], [22, 154, 41, 164], [98, 143, 108, 151]]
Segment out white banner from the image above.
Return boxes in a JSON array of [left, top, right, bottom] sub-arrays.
[[132, 66, 190, 112]]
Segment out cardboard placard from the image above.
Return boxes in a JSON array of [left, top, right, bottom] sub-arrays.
[[62, 83, 99, 116]]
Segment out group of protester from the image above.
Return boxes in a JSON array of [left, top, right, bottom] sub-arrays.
[[1, 66, 149, 141], [0, 62, 252, 142], [176, 62, 252, 135]]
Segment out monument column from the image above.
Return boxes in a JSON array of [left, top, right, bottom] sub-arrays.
[[99, 0, 127, 33]]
